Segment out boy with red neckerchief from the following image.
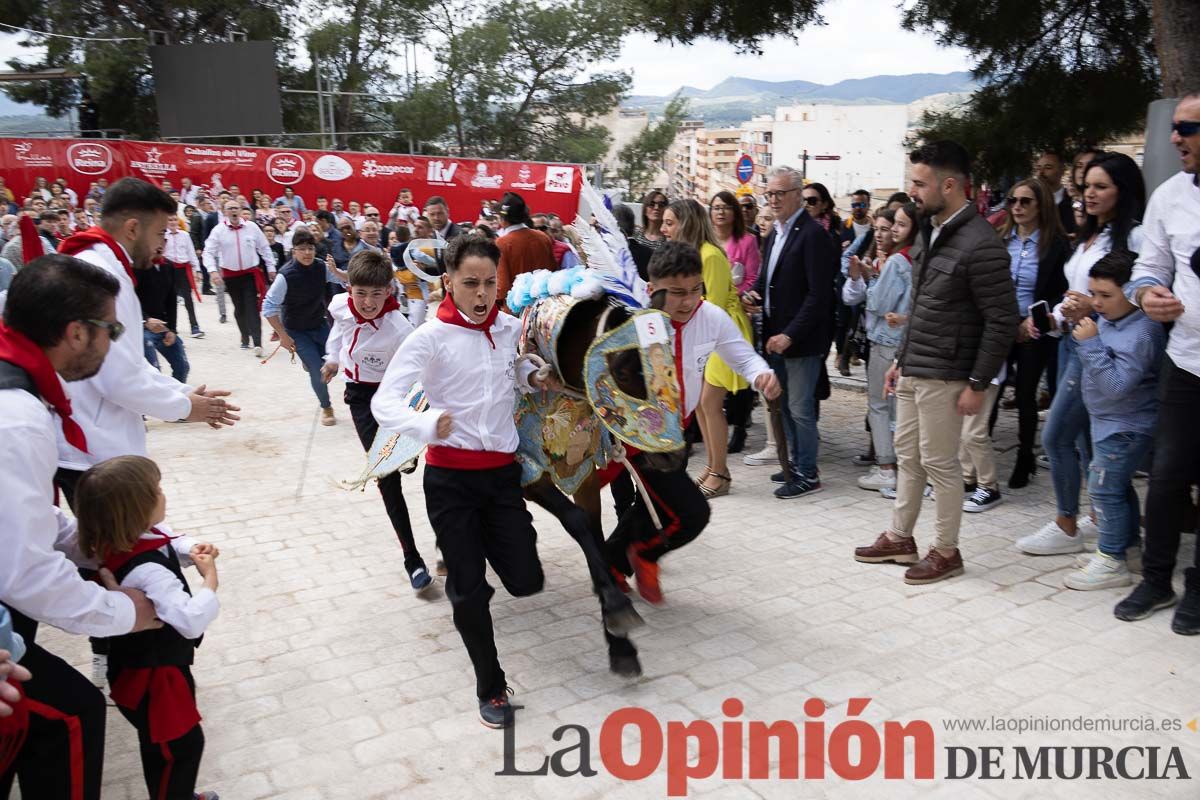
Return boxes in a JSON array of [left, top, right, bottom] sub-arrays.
[[372, 234, 557, 729], [319, 250, 433, 596], [603, 240, 781, 603]]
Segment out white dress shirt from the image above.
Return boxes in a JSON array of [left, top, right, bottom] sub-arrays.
[[162, 229, 199, 271], [1128, 171, 1200, 377], [677, 302, 771, 418], [0, 385, 135, 636], [1053, 224, 1144, 327], [372, 310, 536, 452], [324, 293, 415, 383], [119, 525, 219, 641], [202, 219, 277, 276], [60, 241, 194, 469]]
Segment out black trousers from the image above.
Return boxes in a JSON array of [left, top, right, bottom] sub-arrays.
[[110, 666, 204, 800], [1013, 336, 1059, 455], [0, 610, 107, 800], [605, 453, 711, 571], [172, 267, 198, 331], [1142, 357, 1200, 592], [423, 462, 544, 700], [224, 272, 261, 347], [724, 387, 754, 428], [345, 381, 424, 572]]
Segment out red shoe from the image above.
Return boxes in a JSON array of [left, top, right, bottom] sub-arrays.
[[270, 331, 279, 342], [610, 567, 631, 594], [627, 546, 663, 605]]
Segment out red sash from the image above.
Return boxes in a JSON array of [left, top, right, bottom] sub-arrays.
[[167, 260, 201, 303]]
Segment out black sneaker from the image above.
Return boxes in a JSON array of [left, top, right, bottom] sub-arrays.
[[239, 342, 249, 350], [479, 686, 514, 729], [409, 565, 434, 596], [1172, 585, 1200, 635], [1114, 581, 1177, 622], [963, 481, 978, 495], [774, 476, 822, 500], [962, 486, 1002, 513], [770, 470, 795, 484], [190, 327, 205, 338], [219, 315, 228, 324]]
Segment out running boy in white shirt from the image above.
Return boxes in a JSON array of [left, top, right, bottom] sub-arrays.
[[321, 250, 432, 594], [371, 234, 558, 729], [604, 240, 782, 603]]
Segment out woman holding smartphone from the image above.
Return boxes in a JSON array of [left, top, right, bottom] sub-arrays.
[[1000, 179, 1071, 489], [1017, 152, 1145, 555]]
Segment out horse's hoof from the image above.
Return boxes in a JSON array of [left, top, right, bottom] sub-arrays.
[[603, 604, 645, 638], [609, 653, 642, 678]]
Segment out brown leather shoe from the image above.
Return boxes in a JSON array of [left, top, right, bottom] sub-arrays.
[[854, 532, 919, 564], [904, 548, 965, 584]]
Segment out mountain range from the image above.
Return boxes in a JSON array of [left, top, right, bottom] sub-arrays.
[[625, 71, 977, 125]]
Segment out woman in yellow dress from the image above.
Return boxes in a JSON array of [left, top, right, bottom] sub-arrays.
[[660, 199, 754, 498]]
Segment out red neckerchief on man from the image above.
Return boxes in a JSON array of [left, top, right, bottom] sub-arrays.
[[0, 322, 88, 452], [59, 226, 136, 285], [436, 293, 499, 349]]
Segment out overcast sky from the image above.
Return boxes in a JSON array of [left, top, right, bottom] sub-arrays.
[[0, 0, 974, 108]]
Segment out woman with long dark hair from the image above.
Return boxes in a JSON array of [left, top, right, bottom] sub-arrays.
[[1017, 152, 1146, 556], [800, 182, 842, 238], [996, 178, 1071, 491], [634, 190, 669, 252], [710, 190, 762, 452]]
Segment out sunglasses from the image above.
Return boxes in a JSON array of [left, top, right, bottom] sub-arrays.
[[1171, 120, 1200, 137], [1006, 196, 1035, 207], [850, 202, 868, 209], [802, 196, 820, 205], [83, 318, 125, 341], [739, 203, 756, 210], [366, 212, 380, 217], [646, 200, 668, 208]]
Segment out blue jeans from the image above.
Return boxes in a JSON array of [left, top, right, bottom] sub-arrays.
[[288, 323, 331, 409], [142, 329, 189, 383], [767, 353, 821, 479], [1041, 336, 1091, 518], [1089, 431, 1154, 558]]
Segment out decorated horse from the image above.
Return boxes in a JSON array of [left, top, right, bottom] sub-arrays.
[[350, 186, 687, 679]]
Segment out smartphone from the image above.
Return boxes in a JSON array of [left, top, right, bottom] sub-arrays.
[[1029, 300, 1052, 334]]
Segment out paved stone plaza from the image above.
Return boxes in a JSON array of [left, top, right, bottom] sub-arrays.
[[32, 298, 1198, 799]]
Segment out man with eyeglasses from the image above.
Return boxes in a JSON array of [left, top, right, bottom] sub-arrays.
[[0, 255, 166, 800], [1114, 92, 1200, 634], [274, 202, 303, 253], [738, 194, 760, 242], [742, 166, 838, 500], [1034, 150, 1075, 234]]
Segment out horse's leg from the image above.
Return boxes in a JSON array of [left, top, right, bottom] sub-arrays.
[[524, 476, 643, 638]]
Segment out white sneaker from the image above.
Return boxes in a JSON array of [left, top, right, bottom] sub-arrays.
[[857, 466, 897, 492], [1064, 551, 1132, 591], [1075, 546, 1142, 574], [1076, 516, 1099, 540], [254, 345, 264, 358], [91, 654, 107, 688], [1016, 521, 1086, 555], [880, 483, 933, 500], [743, 442, 776, 466]]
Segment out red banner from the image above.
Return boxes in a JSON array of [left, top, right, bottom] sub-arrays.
[[0, 138, 583, 222]]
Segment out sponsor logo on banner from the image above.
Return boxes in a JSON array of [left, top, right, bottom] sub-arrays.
[[544, 166, 574, 194], [469, 163, 505, 189], [267, 152, 306, 185], [67, 142, 113, 174], [361, 158, 416, 179], [182, 146, 259, 168], [510, 164, 537, 190], [426, 160, 459, 186], [15, 141, 55, 169], [313, 154, 354, 182], [128, 146, 178, 176]]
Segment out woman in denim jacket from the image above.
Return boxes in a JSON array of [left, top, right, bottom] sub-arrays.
[[843, 204, 918, 491]]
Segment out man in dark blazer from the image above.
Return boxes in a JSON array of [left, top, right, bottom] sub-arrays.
[[744, 166, 839, 500]]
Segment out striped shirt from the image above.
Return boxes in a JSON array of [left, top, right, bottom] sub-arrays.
[[1077, 308, 1165, 441]]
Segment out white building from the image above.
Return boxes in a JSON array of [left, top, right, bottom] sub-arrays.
[[771, 104, 909, 198]]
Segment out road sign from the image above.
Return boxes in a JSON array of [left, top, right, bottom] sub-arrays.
[[736, 154, 754, 184], [813, 155, 841, 161]]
